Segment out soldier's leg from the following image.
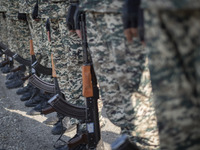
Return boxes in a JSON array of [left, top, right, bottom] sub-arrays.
[[86, 13, 127, 130], [16, 20, 30, 59], [131, 57, 160, 149], [50, 18, 79, 132], [145, 9, 200, 149], [0, 13, 8, 45], [6, 18, 19, 53], [86, 13, 159, 149]]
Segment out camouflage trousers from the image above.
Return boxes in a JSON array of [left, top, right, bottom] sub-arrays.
[[50, 18, 84, 126], [31, 18, 52, 82], [58, 17, 105, 125], [26, 15, 52, 82], [86, 12, 159, 149], [0, 13, 8, 45], [16, 20, 31, 59], [145, 9, 200, 150], [6, 18, 19, 54], [50, 18, 104, 126], [31, 18, 50, 68]]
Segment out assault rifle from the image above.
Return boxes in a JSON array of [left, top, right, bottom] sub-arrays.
[[28, 39, 56, 93], [42, 13, 101, 150]]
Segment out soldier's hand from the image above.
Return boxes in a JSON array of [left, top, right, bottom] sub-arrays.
[[124, 28, 138, 43], [76, 30, 82, 39]]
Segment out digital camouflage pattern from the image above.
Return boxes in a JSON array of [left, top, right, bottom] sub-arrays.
[[18, 0, 36, 14], [41, 1, 85, 126], [0, 14, 8, 46], [7, 0, 31, 60], [0, 1, 8, 45], [0, 0, 8, 12], [6, 0, 19, 20], [85, 12, 159, 149], [131, 57, 159, 149], [58, 18, 84, 103], [79, 0, 123, 13], [16, 20, 31, 59], [6, 19, 19, 54], [144, 9, 200, 150], [141, 0, 200, 10], [38, 1, 68, 19], [31, 18, 51, 67]]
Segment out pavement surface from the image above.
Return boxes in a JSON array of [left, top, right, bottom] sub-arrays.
[[0, 69, 120, 150]]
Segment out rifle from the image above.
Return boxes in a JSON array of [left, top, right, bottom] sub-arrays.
[[28, 39, 55, 93], [45, 13, 101, 149]]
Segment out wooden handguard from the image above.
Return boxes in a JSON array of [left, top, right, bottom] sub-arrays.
[[30, 39, 35, 55], [82, 65, 93, 97], [51, 54, 57, 78]]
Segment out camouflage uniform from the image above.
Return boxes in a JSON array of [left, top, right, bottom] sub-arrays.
[[38, 0, 86, 128], [6, 0, 20, 54], [0, 0, 8, 46], [19, 0, 50, 67], [38, 0, 83, 102], [80, 0, 159, 149], [6, 0, 30, 60], [142, 0, 200, 149]]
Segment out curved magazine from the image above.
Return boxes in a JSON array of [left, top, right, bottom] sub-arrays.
[[48, 94, 86, 120], [28, 74, 56, 93]]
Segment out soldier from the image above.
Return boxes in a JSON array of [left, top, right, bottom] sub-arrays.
[[39, 0, 105, 137], [3, 0, 29, 89], [141, 0, 200, 149], [17, 0, 54, 113], [75, 0, 159, 149], [38, 0, 86, 135]]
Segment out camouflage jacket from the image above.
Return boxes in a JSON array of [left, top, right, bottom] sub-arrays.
[[141, 0, 200, 10], [0, 0, 8, 12], [6, 0, 19, 20], [79, 0, 123, 13], [38, 0, 69, 19]]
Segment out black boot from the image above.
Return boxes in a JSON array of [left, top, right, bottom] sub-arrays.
[[16, 83, 32, 95], [111, 135, 139, 150]]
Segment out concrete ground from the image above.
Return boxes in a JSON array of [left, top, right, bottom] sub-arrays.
[[0, 70, 120, 150]]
